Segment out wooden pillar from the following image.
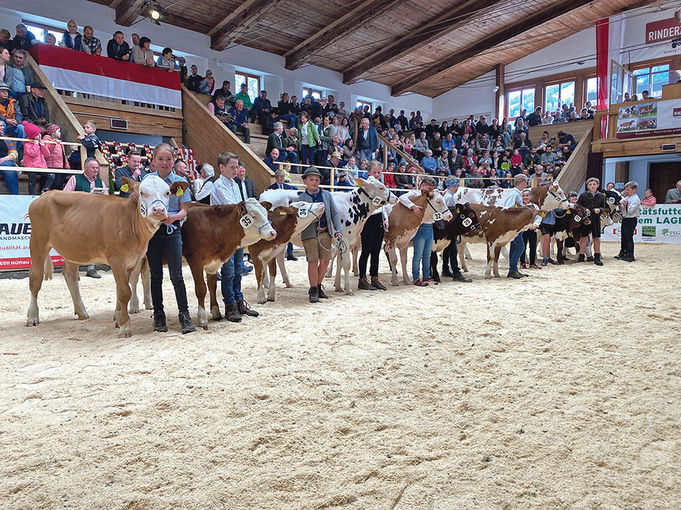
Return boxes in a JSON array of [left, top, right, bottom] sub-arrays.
[[495, 64, 504, 120]]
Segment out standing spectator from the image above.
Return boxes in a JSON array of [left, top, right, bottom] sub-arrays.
[[210, 151, 259, 321], [519, 189, 542, 269], [43, 123, 69, 190], [77, 120, 101, 158], [641, 188, 656, 207], [400, 176, 438, 286], [63, 156, 104, 193], [526, 106, 543, 127], [0, 45, 14, 84], [12, 24, 37, 51], [228, 99, 250, 143], [177, 57, 187, 84], [106, 31, 130, 61], [80, 26, 102, 56], [297, 111, 320, 166], [194, 163, 216, 204], [187, 65, 203, 92], [199, 70, 215, 94], [60, 20, 82, 51], [356, 117, 378, 162], [617, 181, 640, 262], [19, 82, 49, 124], [0, 81, 26, 141], [156, 47, 177, 72], [131, 37, 154, 67], [22, 121, 51, 195], [664, 180, 681, 203], [131, 33, 140, 47], [212, 80, 233, 104], [144, 143, 195, 334], [296, 166, 343, 303], [504, 174, 536, 279], [236, 162, 258, 199], [115, 150, 144, 198], [8, 49, 34, 98], [0, 121, 19, 194]]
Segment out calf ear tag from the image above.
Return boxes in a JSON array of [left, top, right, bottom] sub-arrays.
[[372, 197, 382, 206], [462, 217, 472, 227], [120, 183, 129, 193], [540, 211, 546, 217], [297, 207, 308, 218], [433, 211, 443, 221], [566, 210, 571, 214], [176, 187, 184, 197], [607, 197, 615, 204], [574, 215, 581, 222], [239, 214, 254, 228]]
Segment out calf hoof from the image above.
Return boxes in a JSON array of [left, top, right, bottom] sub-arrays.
[[210, 306, 222, 321], [26, 317, 39, 327], [144, 303, 153, 310], [202, 325, 208, 331], [345, 290, 354, 296], [129, 304, 140, 314], [118, 324, 132, 338], [391, 280, 399, 287], [284, 282, 293, 288], [257, 298, 267, 305], [335, 287, 344, 293], [267, 297, 275, 302], [76, 312, 89, 320]]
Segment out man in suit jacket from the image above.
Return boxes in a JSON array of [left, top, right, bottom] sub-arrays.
[[235, 163, 258, 199], [449, 147, 465, 172], [115, 150, 145, 198], [266, 122, 298, 163], [268, 169, 299, 260], [19, 82, 49, 124]]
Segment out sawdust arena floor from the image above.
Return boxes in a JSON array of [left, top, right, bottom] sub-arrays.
[[1, 242, 680, 509]]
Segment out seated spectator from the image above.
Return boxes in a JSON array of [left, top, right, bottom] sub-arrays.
[[276, 92, 297, 126], [421, 149, 437, 175], [19, 82, 49, 124], [541, 146, 557, 166], [541, 110, 553, 125], [81, 26, 101, 56], [0, 81, 26, 141], [665, 181, 681, 203], [263, 147, 281, 172], [252, 89, 272, 129], [0, 29, 13, 52], [131, 37, 154, 67], [532, 165, 552, 186], [212, 80, 233, 104], [1, 46, 14, 87], [44, 33, 57, 46], [466, 165, 485, 188], [187, 65, 203, 92], [324, 151, 347, 186], [234, 83, 252, 113], [488, 168, 502, 188], [156, 47, 177, 72], [442, 132, 455, 153], [194, 163, 216, 204], [335, 166, 355, 189], [60, 20, 82, 51], [395, 162, 414, 190], [345, 156, 359, 177], [266, 121, 297, 164], [328, 134, 343, 160], [436, 151, 450, 174], [536, 131, 552, 151], [43, 123, 69, 190], [514, 132, 532, 158], [554, 149, 566, 168], [356, 158, 369, 179], [228, 99, 250, 143], [13, 24, 37, 51], [523, 146, 541, 168], [207, 95, 233, 126], [199, 70, 215, 94], [641, 188, 656, 207], [383, 161, 396, 189], [526, 106, 542, 127], [22, 121, 51, 195], [0, 121, 19, 194], [429, 131, 442, 158], [268, 169, 296, 190], [557, 130, 576, 156], [579, 108, 591, 120], [9, 49, 34, 98], [106, 31, 130, 61], [413, 131, 428, 159], [464, 148, 476, 170], [567, 111, 579, 122], [342, 137, 355, 160], [514, 117, 528, 137], [115, 149, 144, 198]]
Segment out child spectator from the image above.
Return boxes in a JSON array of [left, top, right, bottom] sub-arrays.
[[297, 166, 342, 303], [77, 120, 101, 158], [43, 123, 69, 190], [641, 188, 656, 207], [617, 181, 640, 262], [21, 121, 50, 195], [44, 33, 57, 46]]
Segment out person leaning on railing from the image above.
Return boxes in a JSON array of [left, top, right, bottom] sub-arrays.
[[60, 20, 82, 51], [131, 37, 154, 67], [106, 31, 130, 61]]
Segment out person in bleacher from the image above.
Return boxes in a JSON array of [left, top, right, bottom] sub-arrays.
[[212, 81, 233, 105], [44, 33, 57, 46], [60, 20, 82, 51], [80, 26, 101, 56], [228, 99, 250, 143], [156, 47, 178, 72], [186, 65, 203, 92], [199, 70, 214, 94], [43, 123, 69, 190], [0, 81, 26, 142], [266, 122, 297, 164], [19, 82, 49, 124], [251, 90, 272, 130], [234, 83, 252, 114], [8, 49, 34, 99], [12, 24, 37, 51], [115, 150, 144, 198], [0, 121, 19, 194], [207, 95, 233, 127], [263, 148, 280, 172], [131, 37, 154, 67], [0, 29, 13, 52], [106, 31, 130, 61]]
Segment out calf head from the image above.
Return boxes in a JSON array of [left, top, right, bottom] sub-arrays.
[[537, 183, 570, 211], [424, 190, 453, 222], [451, 202, 479, 234], [604, 189, 623, 222], [240, 198, 277, 244], [124, 175, 187, 222], [288, 200, 325, 233], [357, 176, 398, 207], [566, 204, 592, 229]]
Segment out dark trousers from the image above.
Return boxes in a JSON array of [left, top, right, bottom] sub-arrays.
[[442, 240, 463, 275], [146, 223, 189, 315], [300, 146, 315, 166], [621, 217, 637, 256], [520, 230, 537, 265], [359, 213, 384, 278]]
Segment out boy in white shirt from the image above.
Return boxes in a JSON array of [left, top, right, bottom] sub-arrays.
[[617, 181, 640, 262]]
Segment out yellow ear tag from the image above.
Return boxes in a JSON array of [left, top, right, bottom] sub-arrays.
[[120, 183, 129, 193], [176, 187, 184, 197], [279, 211, 287, 215], [566, 210, 571, 214], [356, 180, 363, 188], [540, 211, 546, 217]]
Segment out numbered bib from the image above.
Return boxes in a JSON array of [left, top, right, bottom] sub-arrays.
[[433, 211, 443, 221], [462, 217, 472, 228], [372, 197, 383, 206], [239, 214, 254, 228], [297, 207, 309, 218], [573, 215, 581, 222]]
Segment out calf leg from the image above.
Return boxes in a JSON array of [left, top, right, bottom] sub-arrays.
[[557, 239, 565, 265], [111, 262, 133, 337], [351, 244, 359, 276], [141, 257, 152, 310], [254, 256, 268, 305], [27, 244, 50, 327], [267, 259, 277, 302], [484, 242, 494, 279], [385, 246, 399, 286], [128, 258, 143, 314], [190, 263, 209, 329], [430, 250, 440, 283], [458, 240, 469, 273], [338, 250, 353, 295], [493, 244, 502, 278], [206, 272, 221, 320], [400, 245, 410, 285], [62, 261, 89, 320], [325, 254, 334, 278], [276, 253, 292, 288], [464, 245, 472, 260], [501, 246, 509, 261]]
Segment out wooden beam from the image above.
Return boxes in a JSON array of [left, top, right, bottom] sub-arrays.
[[209, 0, 285, 52], [390, 0, 593, 96], [284, 0, 402, 71], [115, 0, 144, 26], [342, 0, 487, 84], [495, 64, 504, 120]]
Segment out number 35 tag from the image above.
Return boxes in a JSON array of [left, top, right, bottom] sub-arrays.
[[433, 212, 443, 221], [239, 214, 254, 228], [298, 207, 308, 218]]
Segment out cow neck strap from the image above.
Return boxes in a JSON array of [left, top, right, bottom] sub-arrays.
[[548, 187, 569, 205], [357, 186, 384, 205], [424, 195, 446, 216]]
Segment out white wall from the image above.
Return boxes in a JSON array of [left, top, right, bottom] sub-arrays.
[[431, 71, 495, 122], [0, 0, 433, 118]]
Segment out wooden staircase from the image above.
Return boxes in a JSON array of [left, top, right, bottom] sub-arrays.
[[555, 126, 593, 193]]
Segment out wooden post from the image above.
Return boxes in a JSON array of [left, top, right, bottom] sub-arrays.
[[495, 63, 505, 120], [383, 142, 388, 171]]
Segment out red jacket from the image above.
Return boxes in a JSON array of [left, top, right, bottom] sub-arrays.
[[22, 140, 50, 168], [43, 135, 70, 169]]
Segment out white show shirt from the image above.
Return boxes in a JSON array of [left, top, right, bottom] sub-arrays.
[[399, 189, 435, 224], [210, 175, 242, 205]]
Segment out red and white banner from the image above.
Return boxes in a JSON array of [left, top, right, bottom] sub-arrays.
[[0, 195, 63, 271], [30, 44, 181, 108], [645, 17, 681, 44]]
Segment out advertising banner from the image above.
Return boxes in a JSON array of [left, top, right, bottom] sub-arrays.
[[616, 99, 681, 139], [0, 196, 63, 271], [602, 204, 681, 244]]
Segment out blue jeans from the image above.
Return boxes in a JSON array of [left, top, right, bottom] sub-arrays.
[[4, 123, 26, 150], [220, 247, 244, 304], [360, 149, 375, 162], [508, 232, 525, 273], [0, 161, 19, 195], [300, 146, 315, 166], [278, 150, 298, 164], [277, 113, 298, 127], [146, 223, 190, 314], [411, 223, 433, 280]]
